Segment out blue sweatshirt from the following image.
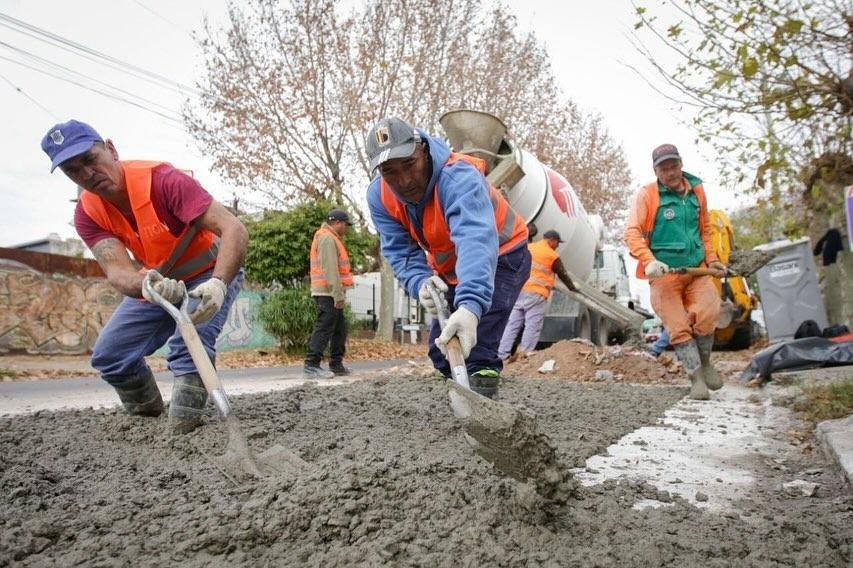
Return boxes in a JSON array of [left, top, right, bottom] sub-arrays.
[[366, 131, 499, 319]]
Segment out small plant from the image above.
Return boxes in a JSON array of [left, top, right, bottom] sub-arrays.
[[0, 368, 18, 379], [792, 381, 853, 424], [258, 285, 317, 355]]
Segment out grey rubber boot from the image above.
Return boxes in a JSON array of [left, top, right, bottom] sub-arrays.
[[112, 367, 164, 417], [694, 334, 723, 391], [673, 340, 709, 400], [169, 373, 208, 434], [469, 369, 500, 399]]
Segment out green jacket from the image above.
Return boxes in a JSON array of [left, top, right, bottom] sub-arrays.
[[649, 172, 705, 269]]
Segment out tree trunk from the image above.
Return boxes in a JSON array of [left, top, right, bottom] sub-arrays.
[[377, 256, 395, 341]]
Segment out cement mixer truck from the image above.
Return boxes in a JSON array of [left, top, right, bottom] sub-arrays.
[[439, 110, 646, 346]]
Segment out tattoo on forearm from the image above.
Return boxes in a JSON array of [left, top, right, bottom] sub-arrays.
[[91, 239, 121, 264]]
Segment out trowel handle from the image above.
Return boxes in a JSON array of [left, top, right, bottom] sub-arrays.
[[178, 321, 233, 419]]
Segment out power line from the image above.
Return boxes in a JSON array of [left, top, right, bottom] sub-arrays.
[[131, 0, 190, 35], [0, 70, 58, 118], [0, 41, 181, 116], [0, 54, 183, 124], [0, 12, 198, 95]]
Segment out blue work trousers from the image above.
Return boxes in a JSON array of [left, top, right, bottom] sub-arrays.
[[428, 244, 531, 376], [91, 269, 244, 385]]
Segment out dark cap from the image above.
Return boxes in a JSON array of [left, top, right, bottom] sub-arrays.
[[327, 208, 352, 225], [40, 119, 104, 172], [652, 144, 681, 167], [543, 230, 563, 243], [365, 117, 422, 172]]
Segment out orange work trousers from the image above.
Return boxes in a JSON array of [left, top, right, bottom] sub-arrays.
[[649, 273, 720, 345]]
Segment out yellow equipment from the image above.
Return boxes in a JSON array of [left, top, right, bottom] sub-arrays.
[[709, 210, 759, 349]]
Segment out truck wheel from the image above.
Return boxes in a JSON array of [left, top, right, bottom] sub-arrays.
[[594, 314, 610, 346], [577, 308, 592, 342]]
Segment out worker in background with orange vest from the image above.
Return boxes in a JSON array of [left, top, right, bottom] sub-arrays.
[[625, 143, 727, 400], [498, 229, 578, 360], [304, 209, 354, 379], [365, 117, 530, 398], [40, 120, 248, 433]]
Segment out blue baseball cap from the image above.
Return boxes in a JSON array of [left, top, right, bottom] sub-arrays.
[[40, 120, 103, 172]]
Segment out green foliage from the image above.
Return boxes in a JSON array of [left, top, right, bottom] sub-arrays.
[[257, 285, 316, 354], [244, 200, 378, 286], [632, 0, 851, 219]]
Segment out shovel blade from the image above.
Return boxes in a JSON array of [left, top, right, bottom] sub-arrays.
[[446, 381, 575, 502], [728, 249, 776, 277], [214, 415, 311, 482]]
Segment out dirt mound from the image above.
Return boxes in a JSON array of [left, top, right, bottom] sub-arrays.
[[505, 339, 684, 385], [1, 376, 849, 566]]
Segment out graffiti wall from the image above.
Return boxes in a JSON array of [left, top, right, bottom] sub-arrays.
[[0, 260, 277, 355], [0, 260, 121, 354]]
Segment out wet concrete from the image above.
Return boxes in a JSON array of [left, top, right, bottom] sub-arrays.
[[1, 376, 850, 566]]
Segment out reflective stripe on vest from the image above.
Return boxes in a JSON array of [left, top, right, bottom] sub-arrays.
[[309, 224, 354, 288], [633, 178, 709, 279], [378, 152, 528, 284], [79, 160, 219, 280], [522, 239, 559, 298]]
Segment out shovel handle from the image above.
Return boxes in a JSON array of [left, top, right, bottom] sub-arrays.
[[664, 267, 734, 277], [425, 281, 471, 390], [179, 321, 234, 420], [143, 272, 233, 419]]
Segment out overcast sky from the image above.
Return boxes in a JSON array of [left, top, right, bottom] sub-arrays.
[[1, 0, 740, 309]]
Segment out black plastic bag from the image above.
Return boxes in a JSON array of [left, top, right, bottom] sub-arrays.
[[739, 337, 853, 382]]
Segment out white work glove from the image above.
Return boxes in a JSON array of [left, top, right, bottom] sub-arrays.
[[142, 270, 185, 304], [435, 306, 479, 359], [188, 277, 228, 324], [417, 275, 449, 315], [645, 260, 669, 278]]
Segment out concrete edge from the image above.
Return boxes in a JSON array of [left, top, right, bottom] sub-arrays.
[[815, 414, 853, 487]]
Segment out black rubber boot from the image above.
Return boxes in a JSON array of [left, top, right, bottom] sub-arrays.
[[112, 368, 164, 417], [469, 369, 500, 399], [169, 373, 208, 434]]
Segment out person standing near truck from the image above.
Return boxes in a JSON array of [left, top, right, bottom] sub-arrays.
[[498, 230, 577, 360], [365, 117, 530, 398], [624, 144, 726, 400]]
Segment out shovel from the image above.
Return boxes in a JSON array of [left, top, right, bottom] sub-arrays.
[[427, 283, 573, 501], [143, 272, 309, 482]]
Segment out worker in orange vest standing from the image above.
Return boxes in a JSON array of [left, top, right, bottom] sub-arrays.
[[40, 120, 248, 433], [365, 117, 530, 399], [625, 144, 727, 400], [304, 209, 354, 379], [498, 230, 578, 360]]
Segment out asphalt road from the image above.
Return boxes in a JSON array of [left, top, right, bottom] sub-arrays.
[[0, 359, 411, 415]]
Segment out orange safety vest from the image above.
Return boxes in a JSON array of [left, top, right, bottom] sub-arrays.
[[309, 223, 354, 289], [378, 152, 528, 284], [522, 239, 559, 299], [79, 160, 219, 281], [630, 179, 709, 279]]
